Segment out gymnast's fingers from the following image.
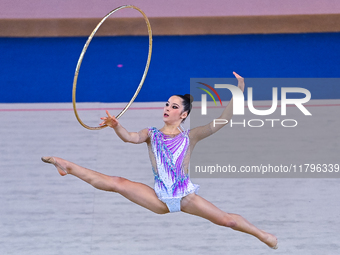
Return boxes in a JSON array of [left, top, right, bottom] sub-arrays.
[[106, 110, 112, 118], [233, 71, 243, 79]]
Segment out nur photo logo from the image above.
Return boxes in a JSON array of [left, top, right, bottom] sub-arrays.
[[197, 82, 223, 115], [196, 80, 312, 128]]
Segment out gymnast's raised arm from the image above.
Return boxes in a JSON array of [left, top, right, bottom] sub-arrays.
[[190, 72, 245, 144], [211, 72, 244, 133], [100, 110, 148, 144]]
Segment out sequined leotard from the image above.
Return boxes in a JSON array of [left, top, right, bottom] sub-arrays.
[[147, 127, 199, 212]]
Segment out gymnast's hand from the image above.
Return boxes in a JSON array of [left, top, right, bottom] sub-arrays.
[[100, 110, 119, 128], [233, 71, 245, 93]]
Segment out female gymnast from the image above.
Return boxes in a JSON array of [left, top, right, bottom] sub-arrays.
[[42, 72, 278, 249]]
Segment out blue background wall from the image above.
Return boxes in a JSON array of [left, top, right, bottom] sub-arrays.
[[1, 32, 339, 103]]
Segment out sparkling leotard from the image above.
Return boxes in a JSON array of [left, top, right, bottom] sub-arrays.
[[147, 127, 199, 212]]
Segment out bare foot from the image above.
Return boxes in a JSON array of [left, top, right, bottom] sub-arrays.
[[41, 156, 68, 176], [262, 232, 278, 249]]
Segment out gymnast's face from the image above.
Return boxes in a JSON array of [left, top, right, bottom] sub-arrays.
[[163, 96, 188, 124]]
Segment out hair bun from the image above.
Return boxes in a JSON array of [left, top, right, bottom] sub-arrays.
[[184, 94, 194, 104]]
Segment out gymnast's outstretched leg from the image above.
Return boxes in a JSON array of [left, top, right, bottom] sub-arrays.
[[41, 156, 169, 214], [180, 193, 278, 249]]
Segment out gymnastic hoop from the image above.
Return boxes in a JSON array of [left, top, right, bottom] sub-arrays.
[[72, 5, 152, 130]]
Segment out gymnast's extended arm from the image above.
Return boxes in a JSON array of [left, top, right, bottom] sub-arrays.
[[210, 72, 244, 133], [99, 110, 148, 144], [190, 72, 245, 143]]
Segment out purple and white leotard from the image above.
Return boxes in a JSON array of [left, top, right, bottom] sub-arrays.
[[147, 127, 199, 212]]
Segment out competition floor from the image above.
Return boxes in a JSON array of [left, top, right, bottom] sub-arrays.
[[1, 99, 339, 255]]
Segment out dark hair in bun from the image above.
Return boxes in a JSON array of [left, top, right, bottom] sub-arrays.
[[175, 94, 194, 122], [184, 94, 194, 104]]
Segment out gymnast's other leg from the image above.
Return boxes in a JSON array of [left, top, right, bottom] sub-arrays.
[[41, 157, 169, 214], [180, 193, 278, 249]]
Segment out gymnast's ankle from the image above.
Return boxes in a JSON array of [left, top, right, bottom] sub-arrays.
[[41, 156, 68, 176]]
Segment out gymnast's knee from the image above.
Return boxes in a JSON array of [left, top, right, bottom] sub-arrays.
[[108, 176, 127, 193], [223, 214, 237, 228]]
